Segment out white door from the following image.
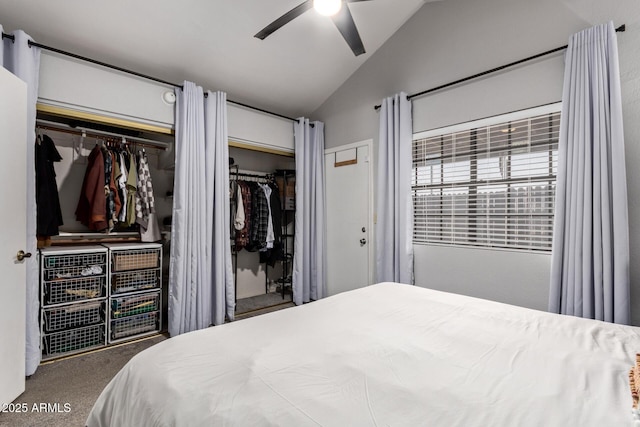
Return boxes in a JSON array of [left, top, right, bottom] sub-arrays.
[[325, 141, 373, 296], [0, 66, 27, 405]]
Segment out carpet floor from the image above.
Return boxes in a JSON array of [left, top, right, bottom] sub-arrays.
[[1, 302, 293, 427], [0, 334, 167, 427], [235, 291, 293, 316]]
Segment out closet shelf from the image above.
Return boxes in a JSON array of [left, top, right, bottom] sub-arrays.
[[52, 232, 140, 245]]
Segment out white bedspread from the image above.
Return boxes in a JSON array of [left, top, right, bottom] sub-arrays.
[[87, 283, 640, 426]]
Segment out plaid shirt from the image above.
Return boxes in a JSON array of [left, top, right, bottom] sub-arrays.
[[135, 151, 156, 230], [248, 182, 269, 251]]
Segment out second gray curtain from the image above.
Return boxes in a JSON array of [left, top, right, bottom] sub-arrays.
[[549, 22, 630, 324], [376, 92, 413, 284], [292, 118, 326, 305], [169, 82, 234, 336]]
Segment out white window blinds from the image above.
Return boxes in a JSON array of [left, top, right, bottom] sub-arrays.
[[412, 109, 560, 251]]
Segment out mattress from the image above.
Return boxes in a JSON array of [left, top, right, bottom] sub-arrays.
[[86, 282, 640, 426]]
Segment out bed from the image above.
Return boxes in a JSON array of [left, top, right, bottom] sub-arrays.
[[86, 282, 640, 426]]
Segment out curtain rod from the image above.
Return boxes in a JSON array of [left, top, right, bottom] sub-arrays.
[[2, 32, 299, 123], [374, 24, 626, 110]]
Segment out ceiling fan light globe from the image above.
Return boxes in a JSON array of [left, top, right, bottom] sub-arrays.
[[314, 0, 342, 16]]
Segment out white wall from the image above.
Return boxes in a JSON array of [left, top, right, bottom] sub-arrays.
[[228, 104, 295, 154], [39, 52, 175, 130], [416, 246, 551, 311], [313, 0, 640, 324]]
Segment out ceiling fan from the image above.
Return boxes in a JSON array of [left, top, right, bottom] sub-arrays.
[[254, 0, 373, 56]]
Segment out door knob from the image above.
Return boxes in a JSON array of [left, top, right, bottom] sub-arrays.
[[17, 250, 32, 261], [360, 238, 367, 246]]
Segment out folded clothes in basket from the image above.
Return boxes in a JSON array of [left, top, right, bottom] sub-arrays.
[[113, 301, 156, 317], [65, 289, 100, 298], [112, 324, 156, 339], [63, 302, 101, 313], [53, 265, 103, 279], [81, 265, 103, 276]]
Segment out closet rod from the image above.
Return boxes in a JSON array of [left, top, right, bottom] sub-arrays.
[[230, 171, 274, 180], [36, 119, 170, 150], [1, 32, 299, 123], [373, 24, 626, 110]]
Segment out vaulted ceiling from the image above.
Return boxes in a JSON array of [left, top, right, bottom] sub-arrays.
[[0, 0, 438, 117]]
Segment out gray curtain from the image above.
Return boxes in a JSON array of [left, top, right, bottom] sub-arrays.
[[169, 82, 234, 336], [292, 118, 326, 305], [1, 26, 41, 376], [549, 22, 629, 324], [376, 92, 414, 284], [206, 91, 234, 324]]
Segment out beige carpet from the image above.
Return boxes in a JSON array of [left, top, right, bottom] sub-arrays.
[[1, 302, 293, 427], [236, 291, 293, 316], [0, 334, 167, 427]]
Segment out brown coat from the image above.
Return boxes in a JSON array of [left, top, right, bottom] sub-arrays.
[[75, 145, 108, 231]]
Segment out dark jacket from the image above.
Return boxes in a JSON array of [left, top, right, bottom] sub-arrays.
[[35, 134, 64, 237]]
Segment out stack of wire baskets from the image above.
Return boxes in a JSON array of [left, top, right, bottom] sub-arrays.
[[40, 247, 107, 359]]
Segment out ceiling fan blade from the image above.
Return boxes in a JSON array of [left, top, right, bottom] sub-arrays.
[[255, 0, 314, 40], [331, 3, 366, 56]]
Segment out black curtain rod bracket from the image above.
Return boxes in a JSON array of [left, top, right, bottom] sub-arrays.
[[373, 23, 626, 110]]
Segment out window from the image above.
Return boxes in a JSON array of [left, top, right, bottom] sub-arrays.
[[412, 106, 561, 251]]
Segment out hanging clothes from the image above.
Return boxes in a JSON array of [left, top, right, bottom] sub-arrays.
[[117, 151, 128, 223], [125, 150, 138, 227], [235, 181, 252, 251], [109, 151, 122, 227], [136, 150, 161, 242], [35, 134, 63, 247], [234, 182, 245, 231], [247, 182, 269, 252], [259, 183, 275, 250], [269, 181, 283, 246], [75, 145, 108, 231], [103, 146, 115, 230], [259, 182, 284, 267]]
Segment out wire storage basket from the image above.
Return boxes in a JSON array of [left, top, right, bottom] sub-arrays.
[[110, 311, 159, 340], [43, 301, 104, 333], [104, 243, 163, 344], [41, 246, 108, 305], [112, 248, 160, 272], [43, 252, 106, 269], [40, 246, 109, 360], [111, 292, 160, 318], [111, 269, 159, 294], [43, 324, 105, 359], [43, 263, 105, 281], [43, 276, 106, 305]]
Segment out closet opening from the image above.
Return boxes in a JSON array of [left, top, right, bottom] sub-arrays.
[[35, 109, 175, 359], [229, 145, 296, 318]]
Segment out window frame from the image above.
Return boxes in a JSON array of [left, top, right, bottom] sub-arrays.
[[412, 103, 562, 253]]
